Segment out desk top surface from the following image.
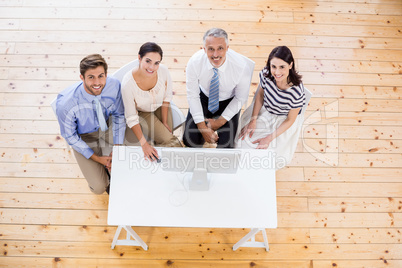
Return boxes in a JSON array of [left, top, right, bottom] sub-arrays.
[[107, 146, 277, 228]]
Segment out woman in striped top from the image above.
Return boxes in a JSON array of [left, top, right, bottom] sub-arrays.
[[236, 46, 306, 169]]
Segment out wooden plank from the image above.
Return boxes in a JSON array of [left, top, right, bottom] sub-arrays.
[[294, 12, 402, 26], [302, 72, 401, 87], [339, 139, 401, 153], [276, 167, 305, 182], [298, 59, 402, 74], [277, 182, 402, 197], [278, 212, 402, 228], [304, 167, 402, 182], [6, 18, 400, 40], [12, 42, 402, 62], [13, 0, 402, 15], [0, 42, 15, 54], [0, 258, 312, 268], [302, 125, 401, 139], [0, 178, 89, 193], [300, 138, 402, 154], [308, 197, 402, 212], [290, 152, 402, 168], [0, 134, 67, 149], [16, 12, 294, 26], [0, 19, 19, 30], [314, 260, 402, 268], [0, 30, 299, 46], [306, 85, 402, 99], [0, 0, 23, 6], [2, 208, 401, 228], [0, 163, 83, 178], [0, 224, 311, 244], [0, 240, 401, 260], [296, 35, 402, 49], [310, 228, 402, 244], [0, 106, 55, 120], [0, 193, 109, 210], [0, 120, 63, 134], [0, 148, 77, 164], [0, 208, 108, 226]]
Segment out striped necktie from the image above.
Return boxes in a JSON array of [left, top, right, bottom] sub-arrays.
[[208, 68, 219, 113], [94, 96, 108, 131]]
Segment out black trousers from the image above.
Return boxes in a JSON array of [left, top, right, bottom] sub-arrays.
[[182, 91, 240, 148]]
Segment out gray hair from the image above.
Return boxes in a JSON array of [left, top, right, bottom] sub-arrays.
[[203, 28, 229, 46]]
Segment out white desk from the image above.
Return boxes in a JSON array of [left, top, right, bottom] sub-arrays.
[[107, 146, 277, 251]]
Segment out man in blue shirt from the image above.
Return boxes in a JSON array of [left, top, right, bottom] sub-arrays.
[[56, 54, 126, 194]]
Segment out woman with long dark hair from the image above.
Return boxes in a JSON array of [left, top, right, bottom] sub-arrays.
[[121, 42, 182, 161], [237, 46, 306, 169]]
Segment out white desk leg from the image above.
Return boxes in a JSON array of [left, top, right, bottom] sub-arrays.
[[124, 226, 148, 251], [110, 225, 148, 251], [111, 225, 123, 249], [233, 228, 269, 252]]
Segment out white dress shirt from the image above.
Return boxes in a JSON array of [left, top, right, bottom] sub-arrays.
[[186, 48, 253, 124]]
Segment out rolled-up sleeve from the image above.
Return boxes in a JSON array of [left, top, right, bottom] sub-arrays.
[[186, 58, 205, 124], [221, 63, 253, 121], [56, 100, 94, 159], [111, 83, 126, 144]]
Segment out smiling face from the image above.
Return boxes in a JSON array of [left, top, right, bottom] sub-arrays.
[[270, 57, 293, 85], [80, 65, 107, 96], [204, 36, 229, 68], [138, 52, 161, 76]]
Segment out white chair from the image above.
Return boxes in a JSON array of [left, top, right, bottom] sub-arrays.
[[301, 87, 312, 116], [111, 59, 185, 131]]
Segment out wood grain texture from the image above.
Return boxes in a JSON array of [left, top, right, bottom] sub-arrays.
[[0, 0, 401, 266]]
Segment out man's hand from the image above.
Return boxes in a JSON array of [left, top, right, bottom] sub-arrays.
[[201, 127, 219, 143], [205, 116, 226, 131], [90, 154, 112, 172], [197, 121, 218, 143]]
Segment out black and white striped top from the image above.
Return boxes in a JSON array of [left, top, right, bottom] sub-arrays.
[[259, 68, 305, 116]]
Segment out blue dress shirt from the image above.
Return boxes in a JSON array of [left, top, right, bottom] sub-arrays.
[[56, 77, 126, 159]]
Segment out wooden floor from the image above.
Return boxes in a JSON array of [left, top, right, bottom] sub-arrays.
[[1, 0, 401, 267]]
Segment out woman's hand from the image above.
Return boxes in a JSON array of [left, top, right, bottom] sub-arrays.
[[141, 142, 159, 161], [252, 134, 273, 149], [239, 119, 257, 140]]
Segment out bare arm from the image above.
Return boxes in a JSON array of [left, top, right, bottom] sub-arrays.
[[131, 124, 159, 161], [239, 85, 264, 139]]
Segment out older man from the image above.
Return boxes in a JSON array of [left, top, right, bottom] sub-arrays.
[[183, 28, 254, 148]]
